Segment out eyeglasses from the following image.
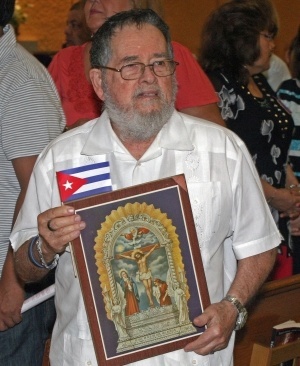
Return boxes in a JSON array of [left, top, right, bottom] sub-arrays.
[[260, 32, 275, 41], [97, 60, 179, 80]]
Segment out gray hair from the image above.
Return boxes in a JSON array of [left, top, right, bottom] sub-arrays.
[[90, 8, 173, 68]]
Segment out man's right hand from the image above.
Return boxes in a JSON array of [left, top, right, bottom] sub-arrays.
[[37, 205, 86, 263]]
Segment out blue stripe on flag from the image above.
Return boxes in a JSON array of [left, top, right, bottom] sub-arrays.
[[62, 162, 110, 175], [66, 185, 112, 201], [86, 173, 111, 184]]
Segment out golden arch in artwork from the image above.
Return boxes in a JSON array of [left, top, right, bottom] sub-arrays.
[[94, 202, 193, 347]]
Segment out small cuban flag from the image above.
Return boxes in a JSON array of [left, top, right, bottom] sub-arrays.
[[56, 162, 112, 202]]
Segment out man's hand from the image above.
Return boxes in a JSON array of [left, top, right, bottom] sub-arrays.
[[272, 188, 300, 214], [184, 301, 237, 355], [0, 279, 24, 331], [14, 205, 86, 283], [37, 205, 86, 263], [289, 215, 300, 236]]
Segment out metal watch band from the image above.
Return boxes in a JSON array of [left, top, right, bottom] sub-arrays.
[[223, 295, 248, 330]]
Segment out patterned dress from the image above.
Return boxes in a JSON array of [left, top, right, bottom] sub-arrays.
[[207, 70, 295, 279], [207, 71, 294, 190]]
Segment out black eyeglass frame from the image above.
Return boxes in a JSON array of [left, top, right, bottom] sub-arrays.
[[260, 32, 275, 41]]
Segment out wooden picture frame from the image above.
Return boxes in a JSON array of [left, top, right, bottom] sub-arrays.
[[68, 174, 210, 365]]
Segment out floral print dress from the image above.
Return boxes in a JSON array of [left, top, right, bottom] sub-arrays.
[[207, 71, 294, 190], [207, 71, 295, 279]]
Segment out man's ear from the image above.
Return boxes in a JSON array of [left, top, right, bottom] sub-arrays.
[[90, 68, 105, 101]]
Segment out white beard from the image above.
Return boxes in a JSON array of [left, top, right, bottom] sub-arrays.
[[102, 76, 177, 142]]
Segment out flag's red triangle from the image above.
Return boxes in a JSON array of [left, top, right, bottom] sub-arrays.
[[56, 171, 88, 202]]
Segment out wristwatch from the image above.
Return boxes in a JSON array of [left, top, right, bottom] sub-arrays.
[[222, 295, 248, 330]]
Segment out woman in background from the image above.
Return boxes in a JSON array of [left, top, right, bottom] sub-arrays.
[[200, 1, 300, 279]]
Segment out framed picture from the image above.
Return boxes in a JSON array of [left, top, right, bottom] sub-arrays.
[[68, 174, 210, 365]]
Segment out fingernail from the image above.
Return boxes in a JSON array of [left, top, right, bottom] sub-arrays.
[[74, 215, 81, 222]]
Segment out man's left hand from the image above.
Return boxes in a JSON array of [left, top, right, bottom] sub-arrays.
[[184, 300, 237, 355]]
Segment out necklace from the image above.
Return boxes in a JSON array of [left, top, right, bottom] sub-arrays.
[[254, 97, 271, 109]]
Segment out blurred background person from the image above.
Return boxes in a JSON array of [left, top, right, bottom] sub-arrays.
[[48, 0, 225, 129], [34, 2, 91, 68], [199, 0, 300, 280], [0, 0, 65, 364], [233, 0, 291, 92], [277, 27, 300, 275], [63, 1, 91, 48]]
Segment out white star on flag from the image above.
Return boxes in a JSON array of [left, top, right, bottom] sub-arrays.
[[56, 162, 112, 202], [63, 180, 73, 191]]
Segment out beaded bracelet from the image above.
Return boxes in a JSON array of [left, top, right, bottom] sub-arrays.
[[36, 236, 59, 270], [28, 235, 59, 270], [28, 235, 44, 268]]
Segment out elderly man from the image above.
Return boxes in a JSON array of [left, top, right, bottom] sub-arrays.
[[11, 9, 279, 366]]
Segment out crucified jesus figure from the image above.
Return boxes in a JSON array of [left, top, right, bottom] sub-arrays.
[[119, 244, 159, 307]]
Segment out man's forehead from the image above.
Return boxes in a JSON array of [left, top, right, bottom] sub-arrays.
[[110, 24, 168, 61]]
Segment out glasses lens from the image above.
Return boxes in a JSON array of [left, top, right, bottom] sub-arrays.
[[121, 63, 143, 80], [120, 60, 177, 80], [153, 60, 176, 76]]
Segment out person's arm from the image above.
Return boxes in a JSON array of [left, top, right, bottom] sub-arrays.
[[119, 253, 133, 260], [285, 164, 299, 188], [14, 205, 86, 283], [260, 178, 300, 214], [48, 52, 63, 99], [0, 156, 37, 331], [144, 243, 159, 258], [184, 248, 277, 355]]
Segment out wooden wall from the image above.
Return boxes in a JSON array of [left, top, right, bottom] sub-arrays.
[[17, 0, 300, 61], [163, 0, 300, 61]]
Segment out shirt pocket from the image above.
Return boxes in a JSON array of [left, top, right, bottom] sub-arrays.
[[187, 182, 221, 250]]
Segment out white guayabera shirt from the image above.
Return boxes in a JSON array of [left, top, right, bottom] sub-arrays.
[[11, 110, 280, 366]]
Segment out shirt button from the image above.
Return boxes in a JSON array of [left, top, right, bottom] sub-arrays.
[[85, 362, 92, 366], [191, 360, 198, 365]]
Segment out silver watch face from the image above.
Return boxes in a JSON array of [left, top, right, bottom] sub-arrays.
[[235, 308, 248, 330]]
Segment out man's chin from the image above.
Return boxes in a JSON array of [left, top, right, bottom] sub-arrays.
[[134, 104, 163, 117]]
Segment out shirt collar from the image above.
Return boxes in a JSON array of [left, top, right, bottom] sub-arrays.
[[81, 109, 194, 157], [0, 25, 16, 63]]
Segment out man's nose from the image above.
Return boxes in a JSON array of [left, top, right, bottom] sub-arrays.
[[139, 65, 157, 82]]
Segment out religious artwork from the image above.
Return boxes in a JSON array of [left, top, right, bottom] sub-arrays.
[[69, 175, 210, 366]]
